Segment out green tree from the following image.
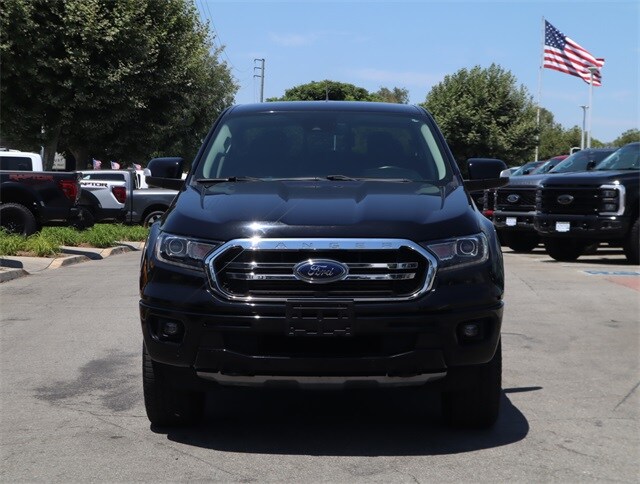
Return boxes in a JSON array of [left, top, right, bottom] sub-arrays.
[[374, 87, 409, 104], [267, 80, 379, 102], [421, 64, 538, 167], [537, 108, 568, 160], [612, 129, 640, 146], [0, 0, 237, 169]]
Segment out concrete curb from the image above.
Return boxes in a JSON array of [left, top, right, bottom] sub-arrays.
[[0, 241, 144, 283]]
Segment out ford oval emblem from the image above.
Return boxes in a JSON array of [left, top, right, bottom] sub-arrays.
[[293, 259, 349, 284], [557, 194, 574, 205], [507, 194, 521, 204]]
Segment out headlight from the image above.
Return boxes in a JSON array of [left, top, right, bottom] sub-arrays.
[[155, 232, 220, 270], [421, 233, 489, 270]]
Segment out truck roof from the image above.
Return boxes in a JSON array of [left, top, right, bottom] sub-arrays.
[[228, 101, 426, 115]]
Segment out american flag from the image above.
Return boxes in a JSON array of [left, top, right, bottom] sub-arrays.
[[92, 159, 102, 170], [110, 161, 120, 170], [543, 20, 604, 86]]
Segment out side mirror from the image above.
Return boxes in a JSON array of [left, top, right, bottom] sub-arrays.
[[145, 157, 184, 190], [464, 158, 509, 191], [499, 168, 512, 178]]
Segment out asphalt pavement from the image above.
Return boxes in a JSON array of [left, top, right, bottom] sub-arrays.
[[0, 245, 638, 482]]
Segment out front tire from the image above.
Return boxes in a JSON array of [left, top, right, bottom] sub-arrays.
[[505, 232, 539, 253], [142, 344, 204, 426], [0, 202, 38, 236], [441, 341, 502, 428], [623, 218, 639, 264], [70, 207, 95, 230], [544, 238, 585, 262], [143, 210, 165, 228]]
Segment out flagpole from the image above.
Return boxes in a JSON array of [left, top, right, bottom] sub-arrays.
[[586, 67, 597, 148], [535, 16, 545, 162]]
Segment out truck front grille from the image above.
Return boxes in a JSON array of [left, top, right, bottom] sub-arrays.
[[495, 187, 536, 212], [536, 187, 600, 214], [206, 238, 437, 302]]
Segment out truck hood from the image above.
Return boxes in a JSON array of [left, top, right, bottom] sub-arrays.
[[501, 174, 548, 187], [161, 180, 481, 241], [540, 170, 639, 186]]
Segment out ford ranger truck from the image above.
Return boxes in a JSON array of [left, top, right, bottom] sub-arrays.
[[139, 102, 508, 428], [534, 142, 639, 263]]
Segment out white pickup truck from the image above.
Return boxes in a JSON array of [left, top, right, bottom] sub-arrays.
[[79, 170, 178, 227]]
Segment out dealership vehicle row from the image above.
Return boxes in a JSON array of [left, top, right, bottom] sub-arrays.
[[486, 142, 639, 264]]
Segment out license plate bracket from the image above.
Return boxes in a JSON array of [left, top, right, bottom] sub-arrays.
[[285, 300, 355, 337]]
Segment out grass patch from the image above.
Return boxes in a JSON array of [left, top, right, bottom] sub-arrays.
[[0, 231, 26, 256], [0, 224, 149, 256]]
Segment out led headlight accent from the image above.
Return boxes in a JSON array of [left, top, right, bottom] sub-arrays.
[[156, 232, 220, 269], [422, 233, 489, 270]]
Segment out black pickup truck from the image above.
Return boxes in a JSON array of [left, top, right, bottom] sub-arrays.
[[140, 101, 509, 429], [0, 170, 82, 235], [492, 148, 617, 252], [534, 142, 639, 263]]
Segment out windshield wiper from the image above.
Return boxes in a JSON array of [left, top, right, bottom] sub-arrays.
[[325, 175, 413, 182], [325, 174, 358, 181], [196, 176, 261, 186]]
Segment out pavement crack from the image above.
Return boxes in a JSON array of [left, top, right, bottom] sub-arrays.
[[613, 380, 640, 411], [556, 443, 597, 459]]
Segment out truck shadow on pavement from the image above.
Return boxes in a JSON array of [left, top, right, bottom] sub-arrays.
[[154, 386, 530, 456]]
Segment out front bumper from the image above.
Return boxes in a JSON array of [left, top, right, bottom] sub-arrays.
[[140, 286, 503, 390], [534, 213, 630, 240], [493, 211, 536, 231]]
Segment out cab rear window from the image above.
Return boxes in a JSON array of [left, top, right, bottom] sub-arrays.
[[0, 156, 33, 171]]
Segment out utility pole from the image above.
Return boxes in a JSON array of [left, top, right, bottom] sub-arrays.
[[254, 58, 265, 102]]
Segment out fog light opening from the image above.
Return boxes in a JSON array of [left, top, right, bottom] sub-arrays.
[[462, 323, 479, 338], [458, 321, 485, 343], [157, 318, 184, 342]]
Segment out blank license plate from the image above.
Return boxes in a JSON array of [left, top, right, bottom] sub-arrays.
[[556, 221, 571, 232], [285, 300, 354, 337], [506, 217, 517, 227]]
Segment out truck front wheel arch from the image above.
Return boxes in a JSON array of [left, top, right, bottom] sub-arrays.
[[0, 202, 39, 236]]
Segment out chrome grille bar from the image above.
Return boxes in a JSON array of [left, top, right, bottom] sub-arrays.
[[226, 272, 417, 281], [224, 261, 419, 270]]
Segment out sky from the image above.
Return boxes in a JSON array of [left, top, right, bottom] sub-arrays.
[[195, 0, 639, 145]]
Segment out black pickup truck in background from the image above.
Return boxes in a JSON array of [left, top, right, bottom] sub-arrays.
[[534, 142, 639, 263], [492, 148, 618, 253], [0, 170, 82, 235]]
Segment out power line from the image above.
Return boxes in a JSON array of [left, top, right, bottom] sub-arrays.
[[195, 0, 246, 73]]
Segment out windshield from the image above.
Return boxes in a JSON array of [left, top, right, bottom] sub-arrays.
[[594, 144, 640, 171], [512, 161, 543, 176], [193, 110, 452, 182], [549, 150, 613, 174], [532, 161, 554, 174]]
